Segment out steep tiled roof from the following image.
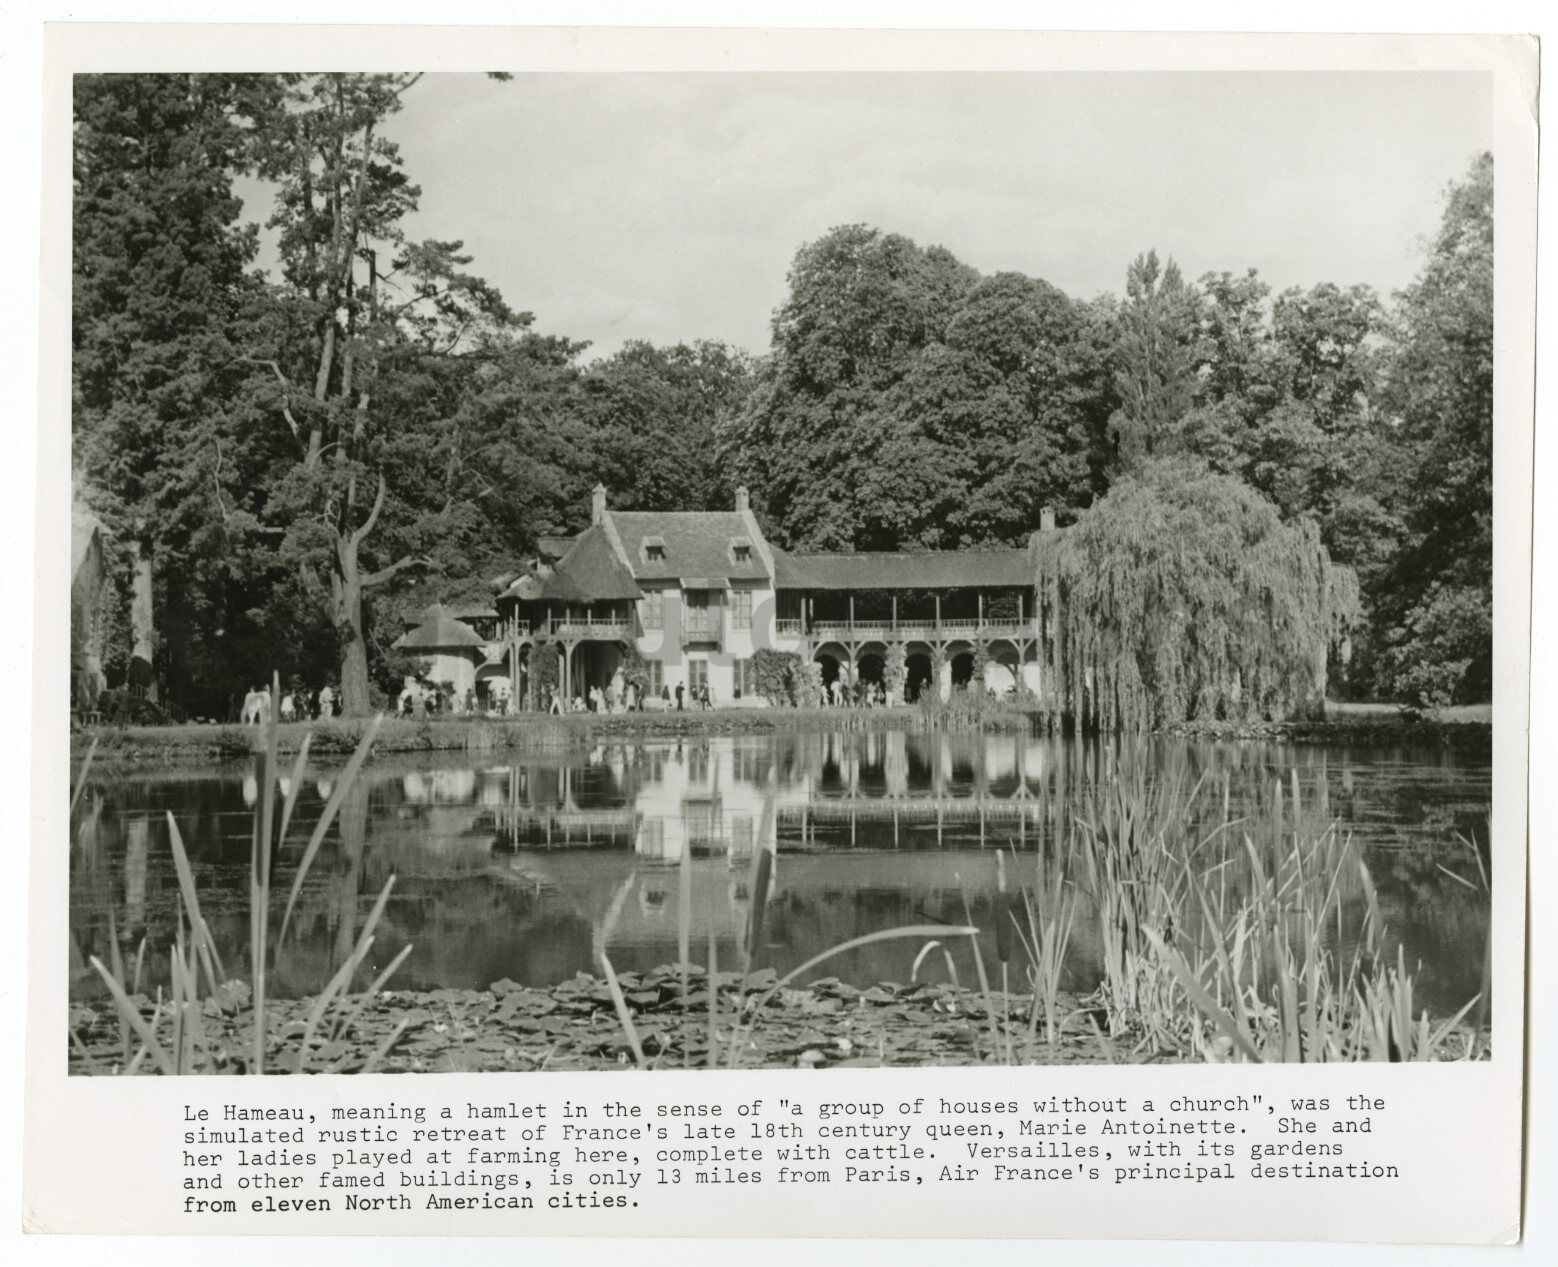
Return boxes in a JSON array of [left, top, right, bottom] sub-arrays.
[[393, 605, 487, 651], [608, 511, 771, 584], [72, 504, 106, 582], [545, 524, 643, 601], [773, 548, 1033, 591]]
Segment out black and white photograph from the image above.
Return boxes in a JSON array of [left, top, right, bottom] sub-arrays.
[[61, 62, 1502, 1083]]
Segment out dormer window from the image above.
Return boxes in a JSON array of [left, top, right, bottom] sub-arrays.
[[642, 535, 667, 565], [730, 537, 753, 565]]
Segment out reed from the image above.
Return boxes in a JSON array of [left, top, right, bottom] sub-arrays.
[[1013, 830, 1079, 1050], [79, 683, 407, 1075]]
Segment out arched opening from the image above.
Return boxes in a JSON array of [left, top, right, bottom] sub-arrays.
[[857, 652, 885, 686], [905, 652, 933, 702], [985, 642, 1021, 697], [950, 651, 975, 688], [814, 651, 842, 686], [570, 642, 624, 704]]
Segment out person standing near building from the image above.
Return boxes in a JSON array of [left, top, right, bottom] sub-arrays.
[[675, 682, 685, 711]]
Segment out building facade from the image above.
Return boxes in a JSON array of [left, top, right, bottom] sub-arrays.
[[490, 485, 1055, 709]]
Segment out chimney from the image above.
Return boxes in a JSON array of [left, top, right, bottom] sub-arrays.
[[735, 485, 750, 513], [592, 483, 607, 525], [1040, 506, 1056, 532]]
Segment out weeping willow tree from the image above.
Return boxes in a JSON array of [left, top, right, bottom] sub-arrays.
[[1034, 458, 1360, 730]]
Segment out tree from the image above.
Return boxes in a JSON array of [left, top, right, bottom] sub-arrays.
[[73, 74, 278, 709], [1035, 457, 1359, 729], [721, 227, 1111, 550], [583, 339, 752, 512], [720, 225, 979, 549], [237, 73, 519, 714], [1371, 152, 1494, 705], [1107, 250, 1200, 468]]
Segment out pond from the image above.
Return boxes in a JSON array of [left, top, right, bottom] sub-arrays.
[[69, 730, 1492, 1017]]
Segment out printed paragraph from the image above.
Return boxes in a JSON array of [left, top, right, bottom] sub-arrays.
[[173, 1090, 1401, 1219]]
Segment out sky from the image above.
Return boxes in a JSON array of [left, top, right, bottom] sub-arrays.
[[251, 71, 1491, 361]]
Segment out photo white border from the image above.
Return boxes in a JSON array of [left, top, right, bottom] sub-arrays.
[[7, 11, 1544, 1264]]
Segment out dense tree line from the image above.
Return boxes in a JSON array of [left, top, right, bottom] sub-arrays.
[[72, 73, 1492, 715]]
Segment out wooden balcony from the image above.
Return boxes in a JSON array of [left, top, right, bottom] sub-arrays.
[[806, 617, 1037, 644], [548, 614, 637, 640], [680, 615, 722, 646]]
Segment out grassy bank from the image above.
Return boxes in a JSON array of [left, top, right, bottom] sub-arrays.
[[71, 704, 1028, 764], [73, 699, 1490, 765], [1159, 714, 1492, 752]]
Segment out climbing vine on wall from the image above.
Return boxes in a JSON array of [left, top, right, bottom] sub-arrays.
[[531, 641, 560, 706], [883, 642, 906, 701], [1033, 457, 1359, 730]]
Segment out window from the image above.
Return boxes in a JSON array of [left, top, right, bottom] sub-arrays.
[[735, 656, 757, 699], [689, 658, 708, 694], [647, 658, 663, 697], [642, 536, 667, 564], [731, 589, 753, 630], [684, 590, 718, 639], [731, 540, 752, 564], [641, 590, 664, 630]]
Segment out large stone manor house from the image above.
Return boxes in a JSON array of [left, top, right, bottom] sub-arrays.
[[463, 484, 1054, 707]]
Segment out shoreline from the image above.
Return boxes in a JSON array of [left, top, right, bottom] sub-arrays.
[[72, 705, 1493, 767], [67, 967, 1488, 1075]]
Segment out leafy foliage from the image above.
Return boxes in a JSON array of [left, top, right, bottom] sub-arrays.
[[1370, 153, 1494, 705], [883, 642, 907, 701], [720, 226, 1113, 550], [747, 649, 806, 706], [71, 75, 1490, 718], [1035, 459, 1360, 729]]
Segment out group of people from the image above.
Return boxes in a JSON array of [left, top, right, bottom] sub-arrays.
[[240, 682, 337, 725], [544, 668, 643, 715], [397, 679, 484, 718], [820, 677, 893, 709], [535, 672, 729, 715], [667, 681, 715, 711]]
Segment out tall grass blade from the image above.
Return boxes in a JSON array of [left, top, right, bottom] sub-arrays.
[[359, 1018, 410, 1075], [278, 714, 384, 945], [1142, 928, 1262, 1063], [70, 738, 98, 818], [746, 925, 977, 1020], [600, 953, 647, 1068], [275, 733, 314, 850], [88, 957, 174, 1075], [165, 813, 226, 991]]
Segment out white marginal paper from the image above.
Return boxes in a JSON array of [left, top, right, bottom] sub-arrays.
[[20, 19, 1538, 1252]]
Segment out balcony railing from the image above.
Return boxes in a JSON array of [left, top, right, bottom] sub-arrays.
[[548, 615, 637, 639], [805, 617, 1037, 643], [680, 615, 721, 645]]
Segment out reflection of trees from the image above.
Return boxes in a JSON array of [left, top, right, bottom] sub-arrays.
[[69, 735, 1494, 1010]]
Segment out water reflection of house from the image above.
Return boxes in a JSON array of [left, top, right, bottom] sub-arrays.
[[632, 742, 808, 865]]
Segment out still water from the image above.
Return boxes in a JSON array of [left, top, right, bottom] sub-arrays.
[[69, 731, 1492, 1015]]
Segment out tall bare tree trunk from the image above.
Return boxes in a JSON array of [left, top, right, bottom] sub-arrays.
[[130, 539, 158, 701]]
